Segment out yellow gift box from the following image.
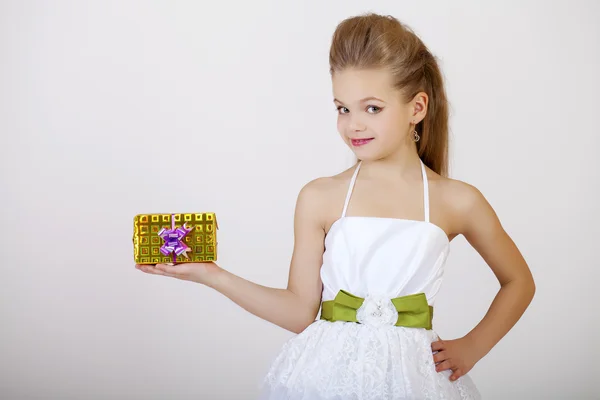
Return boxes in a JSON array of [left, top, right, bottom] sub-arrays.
[[133, 212, 218, 264]]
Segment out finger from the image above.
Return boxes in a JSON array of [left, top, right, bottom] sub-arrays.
[[432, 350, 449, 364], [138, 264, 172, 277], [156, 263, 184, 278], [136, 264, 157, 273], [449, 369, 462, 381], [431, 340, 445, 352], [155, 263, 178, 274], [435, 360, 453, 373]]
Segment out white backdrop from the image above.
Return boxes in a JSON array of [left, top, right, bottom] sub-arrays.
[[1, 1, 599, 399]]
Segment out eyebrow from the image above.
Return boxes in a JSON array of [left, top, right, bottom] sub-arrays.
[[333, 96, 386, 104]]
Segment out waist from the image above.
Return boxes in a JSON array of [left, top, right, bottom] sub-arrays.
[[320, 289, 433, 329]]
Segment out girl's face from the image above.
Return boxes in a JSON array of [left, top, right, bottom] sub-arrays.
[[332, 68, 422, 161]]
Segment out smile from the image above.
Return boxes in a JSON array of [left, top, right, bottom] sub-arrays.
[[350, 138, 374, 147]]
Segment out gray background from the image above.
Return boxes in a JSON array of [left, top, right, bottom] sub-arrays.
[[1, 0, 598, 399]]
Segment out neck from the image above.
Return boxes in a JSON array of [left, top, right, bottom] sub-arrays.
[[359, 145, 422, 181]]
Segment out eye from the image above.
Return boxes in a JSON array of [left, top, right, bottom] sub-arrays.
[[367, 105, 382, 114], [336, 106, 349, 115]]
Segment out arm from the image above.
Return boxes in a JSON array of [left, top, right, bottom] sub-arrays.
[[139, 180, 328, 333], [458, 185, 536, 358], [208, 180, 327, 334], [431, 182, 535, 381]]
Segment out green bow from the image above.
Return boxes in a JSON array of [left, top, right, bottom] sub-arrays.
[[320, 289, 433, 329]]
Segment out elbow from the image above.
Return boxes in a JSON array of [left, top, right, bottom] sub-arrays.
[[290, 309, 319, 334], [525, 271, 536, 300], [529, 279, 536, 301], [518, 275, 537, 304], [287, 324, 306, 335], [291, 316, 317, 334], [501, 274, 536, 304], [285, 291, 321, 334]]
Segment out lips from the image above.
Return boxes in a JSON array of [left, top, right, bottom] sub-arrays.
[[350, 138, 374, 147]]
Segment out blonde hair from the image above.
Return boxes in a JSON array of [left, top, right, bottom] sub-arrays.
[[329, 13, 450, 176]]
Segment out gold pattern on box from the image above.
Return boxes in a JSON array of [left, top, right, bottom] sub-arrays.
[[133, 213, 218, 264]]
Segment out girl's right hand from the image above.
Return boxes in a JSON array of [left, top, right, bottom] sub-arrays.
[[135, 261, 223, 287]]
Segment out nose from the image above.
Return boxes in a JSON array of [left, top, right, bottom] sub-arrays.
[[348, 115, 366, 132]]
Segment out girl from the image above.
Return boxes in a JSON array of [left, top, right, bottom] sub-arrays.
[[136, 13, 535, 399]]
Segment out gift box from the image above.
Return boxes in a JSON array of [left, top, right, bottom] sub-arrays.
[[133, 213, 218, 264]]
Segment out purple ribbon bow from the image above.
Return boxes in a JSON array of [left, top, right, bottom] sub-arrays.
[[158, 214, 193, 263]]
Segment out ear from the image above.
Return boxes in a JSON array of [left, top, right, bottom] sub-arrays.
[[410, 92, 428, 123]]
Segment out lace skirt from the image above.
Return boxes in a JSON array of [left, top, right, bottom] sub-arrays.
[[257, 319, 481, 400]]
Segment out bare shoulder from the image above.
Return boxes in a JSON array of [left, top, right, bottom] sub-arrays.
[[425, 168, 501, 240], [428, 169, 533, 293], [436, 176, 487, 215], [296, 165, 358, 232]]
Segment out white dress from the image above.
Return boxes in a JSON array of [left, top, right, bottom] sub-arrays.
[[258, 160, 482, 400]]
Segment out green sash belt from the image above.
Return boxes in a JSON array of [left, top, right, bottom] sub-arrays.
[[320, 289, 433, 329]]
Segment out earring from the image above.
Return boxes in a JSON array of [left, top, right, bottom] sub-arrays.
[[412, 130, 420, 142], [411, 121, 420, 142]]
